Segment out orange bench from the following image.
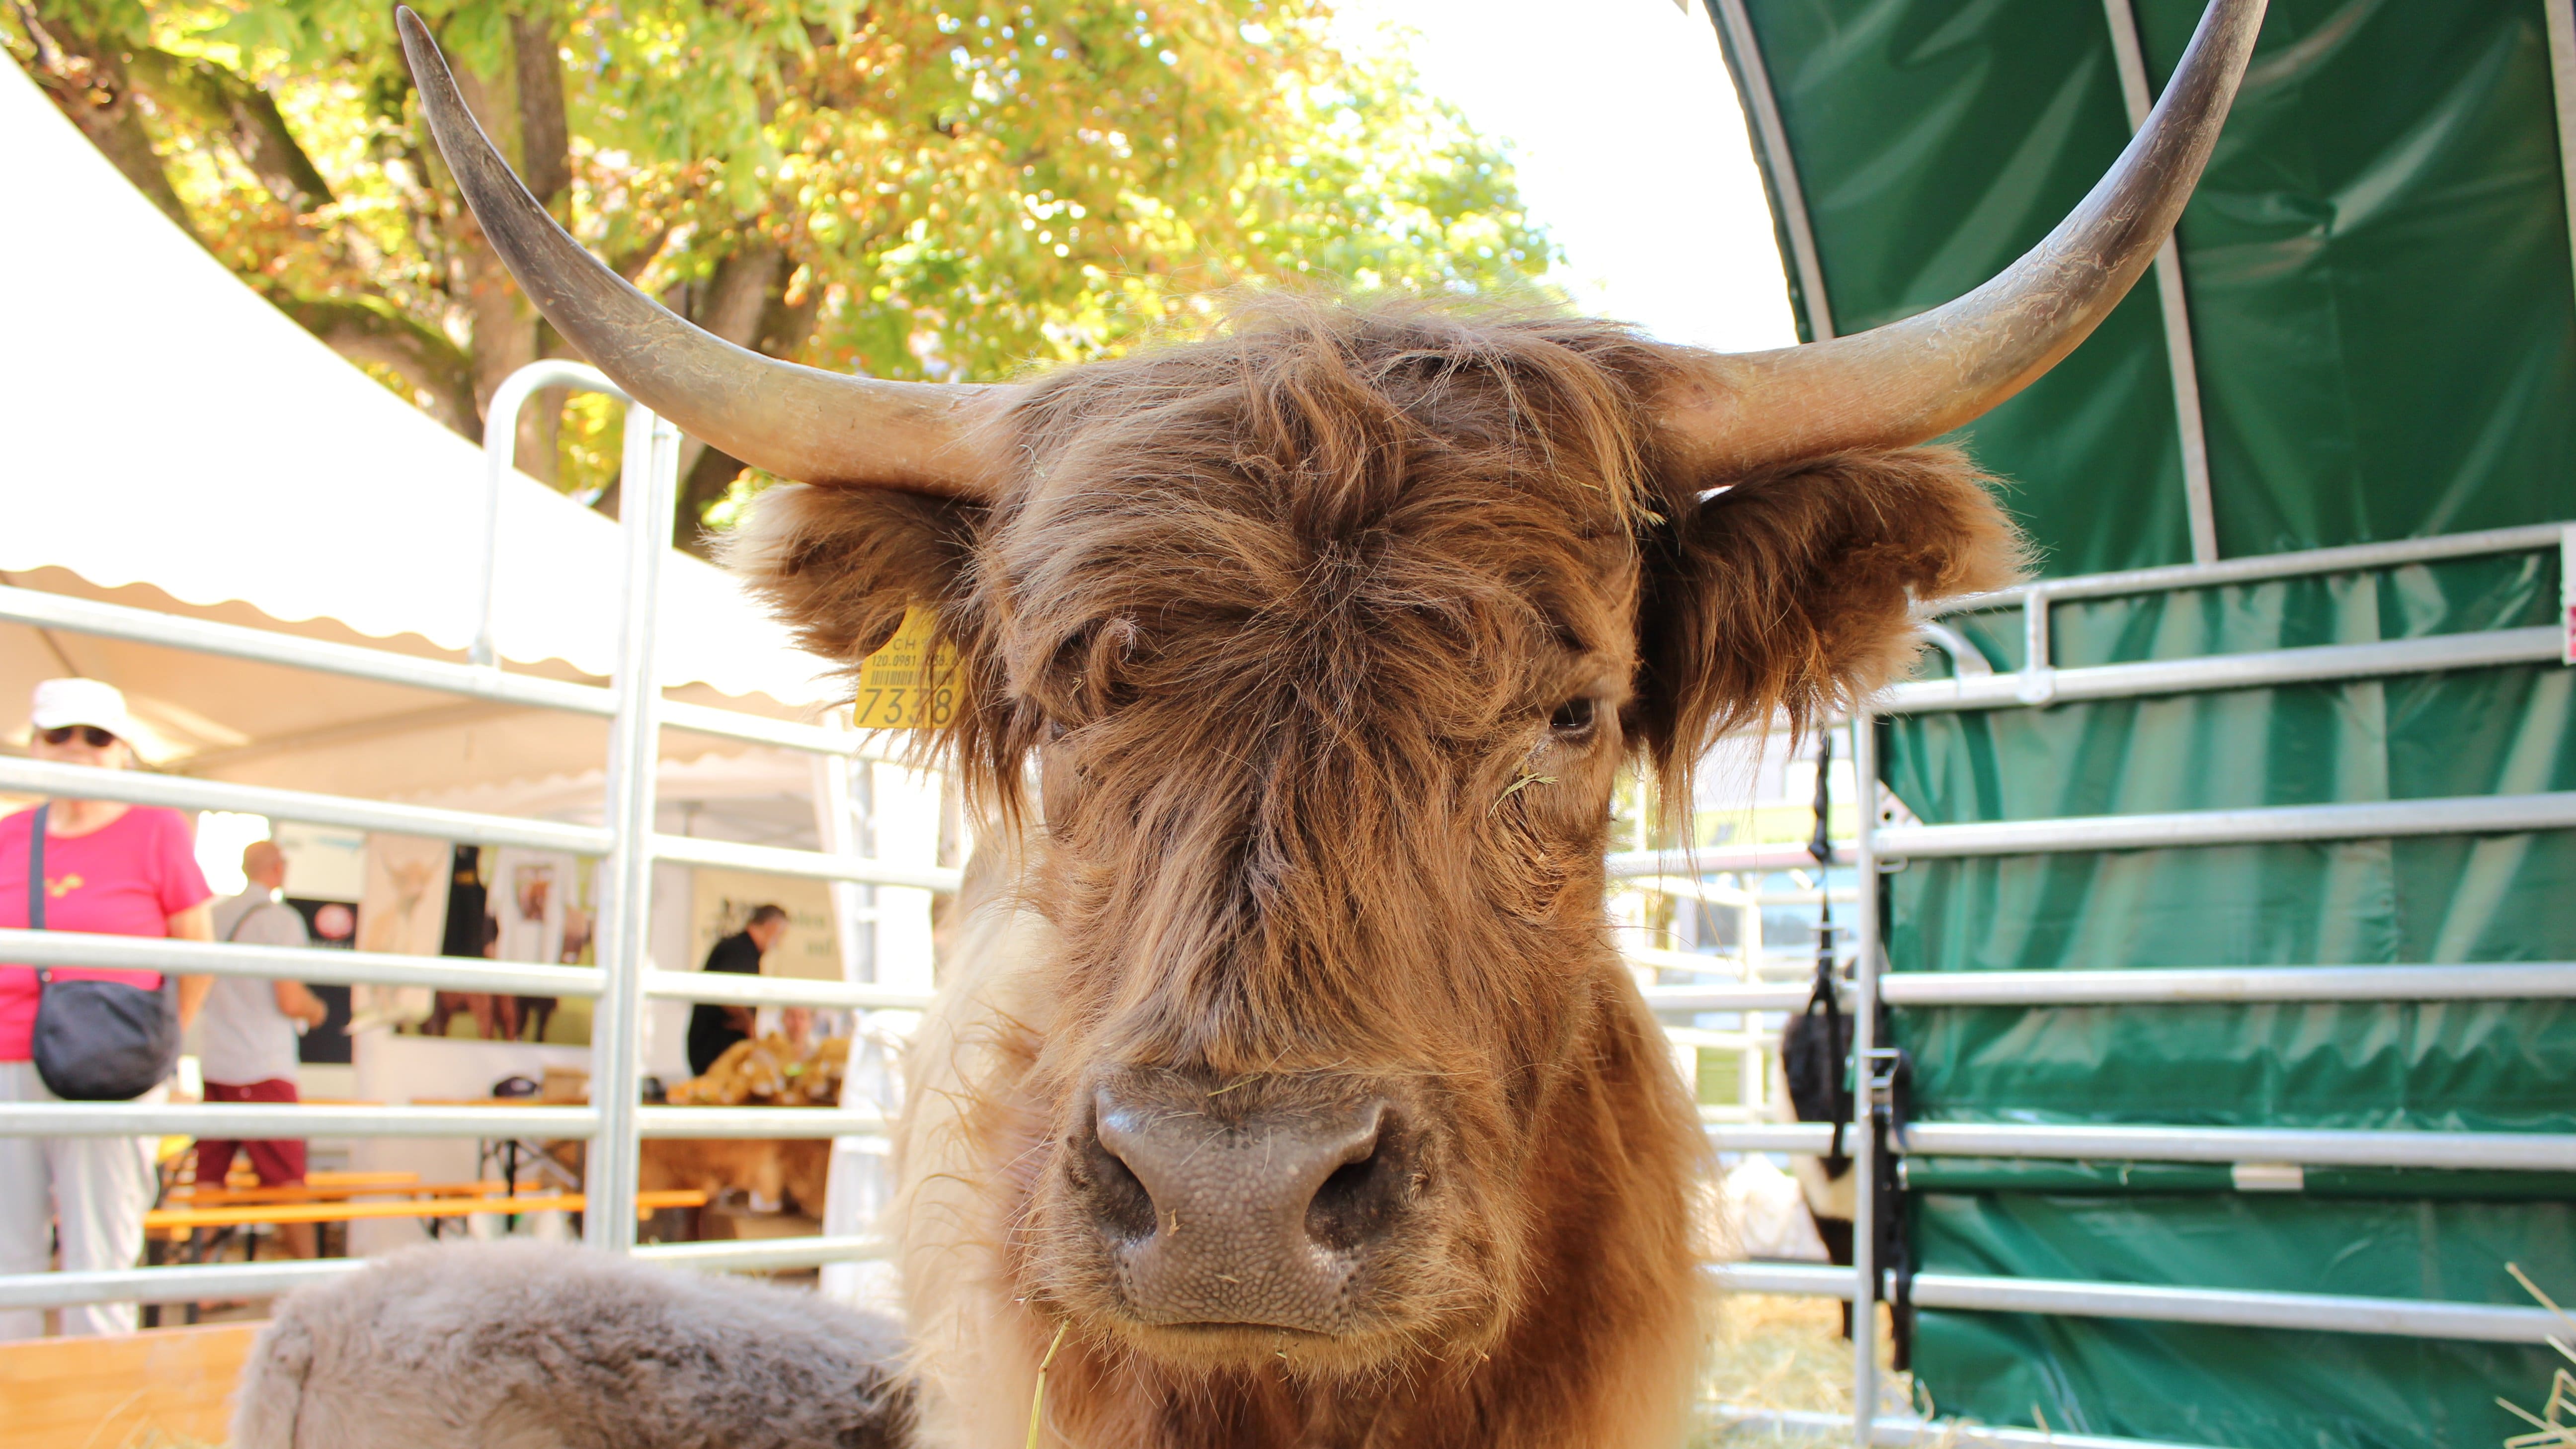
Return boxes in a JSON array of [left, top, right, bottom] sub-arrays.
[[145, 1189, 709, 1232], [168, 1178, 505, 1208]]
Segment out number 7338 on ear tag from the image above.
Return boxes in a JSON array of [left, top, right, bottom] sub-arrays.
[[851, 608, 960, 729]]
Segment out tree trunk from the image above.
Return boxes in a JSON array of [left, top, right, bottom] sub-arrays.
[[274, 296, 481, 435], [128, 50, 334, 215], [17, 9, 201, 242], [512, 12, 571, 210]]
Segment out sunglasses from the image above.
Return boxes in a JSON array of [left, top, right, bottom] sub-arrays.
[[40, 725, 118, 748]]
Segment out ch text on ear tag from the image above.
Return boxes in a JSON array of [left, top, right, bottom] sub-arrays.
[[852, 608, 959, 729]]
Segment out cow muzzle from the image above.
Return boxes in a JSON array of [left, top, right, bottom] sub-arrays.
[[1072, 1077, 1419, 1336]]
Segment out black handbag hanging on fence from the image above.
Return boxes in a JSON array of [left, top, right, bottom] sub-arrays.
[[25, 804, 181, 1101], [1778, 731, 1852, 1171]]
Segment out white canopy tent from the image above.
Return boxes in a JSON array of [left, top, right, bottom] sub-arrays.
[[0, 58, 847, 810]]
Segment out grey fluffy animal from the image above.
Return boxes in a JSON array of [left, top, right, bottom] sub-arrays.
[[231, 1241, 913, 1448]]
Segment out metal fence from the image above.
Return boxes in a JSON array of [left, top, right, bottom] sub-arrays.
[[0, 362, 941, 1315], [1700, 518, 2576, 1447], [3, 371, 2569, 1446]]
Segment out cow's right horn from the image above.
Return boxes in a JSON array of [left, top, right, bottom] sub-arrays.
[[1664, 0, 2266, 478], [397, 8, 1011, 499]]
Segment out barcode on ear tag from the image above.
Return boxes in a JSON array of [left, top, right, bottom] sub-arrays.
[[852, 608, 960, 729]]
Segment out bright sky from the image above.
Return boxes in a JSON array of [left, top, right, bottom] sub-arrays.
[[1332, 0, 1798, 353]]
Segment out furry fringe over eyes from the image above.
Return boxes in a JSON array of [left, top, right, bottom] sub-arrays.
[[726, 312, 2024, 818]]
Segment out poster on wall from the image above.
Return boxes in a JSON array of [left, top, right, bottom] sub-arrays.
[[357, 833, 449, 956], [688, 867, 841, 981], [345, 832, 448, 1033], [396, 845, 600, 1046]]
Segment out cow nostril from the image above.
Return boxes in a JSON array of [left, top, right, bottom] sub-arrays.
[[1305, 1133, 1406, 1254], [1074, 1126, 1159, 1243]]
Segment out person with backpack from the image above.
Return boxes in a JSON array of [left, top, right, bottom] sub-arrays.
[[0, 679, 215, 1338]]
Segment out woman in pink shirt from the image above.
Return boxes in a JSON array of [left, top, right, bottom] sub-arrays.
[[0, 679, 214, 1339]]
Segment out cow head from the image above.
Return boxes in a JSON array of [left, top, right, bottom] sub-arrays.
[[399, 0, 2260, 1403]]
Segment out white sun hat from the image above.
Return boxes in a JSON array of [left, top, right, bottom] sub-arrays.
[[30, 677, 138, 743]]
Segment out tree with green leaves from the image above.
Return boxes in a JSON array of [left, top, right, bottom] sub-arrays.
[[7, 0, 1553, 550]]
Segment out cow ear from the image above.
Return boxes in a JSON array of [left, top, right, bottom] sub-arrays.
[[1628, 444, 2026, 776], [723, 483, 987, 690]]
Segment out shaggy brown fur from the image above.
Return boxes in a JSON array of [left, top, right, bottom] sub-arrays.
[[730, 299, 2020, 1449]]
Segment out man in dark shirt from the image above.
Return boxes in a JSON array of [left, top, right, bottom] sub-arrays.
[[685, 904, 788, 1076]]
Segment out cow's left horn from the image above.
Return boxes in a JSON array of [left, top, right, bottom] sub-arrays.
[[396, 8, 1010, 499], [1665, 0, 2266, 476]]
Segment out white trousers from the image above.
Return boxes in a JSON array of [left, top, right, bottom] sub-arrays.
[[0, 1059, 165, 1339]]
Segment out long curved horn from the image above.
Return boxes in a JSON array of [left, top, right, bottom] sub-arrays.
[[395, 8, 1008, 498], [1667, 0, 2266, 476]]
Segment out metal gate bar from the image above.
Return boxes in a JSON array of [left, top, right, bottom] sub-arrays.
[[1877, 790, 2576, 858], [1928, 520, 2570, 615], [1888, 623, 2564, 712], [0, 928, 935, 1010], [1879, 962, 2576, 1004], [0, 1103, 883, 1138], [1712, 1408, 2224, 1449], [1707, 1264, 2565, 1344], [1707, 1117, 2576, 1173]]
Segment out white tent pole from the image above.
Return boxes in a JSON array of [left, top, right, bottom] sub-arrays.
[[2102, 0, 2220, 564], [475, 361, 631, 667], [586, 402, 678, 1252], [2546, 1, 2576, 312], [1705, 0, 1836, 340]]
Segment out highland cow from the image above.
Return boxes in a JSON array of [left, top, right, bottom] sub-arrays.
[[234, 3, 2263, 1446]]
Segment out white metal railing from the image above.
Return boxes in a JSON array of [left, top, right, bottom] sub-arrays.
[[1928, 520, 2570, 617], [0, 929, 936, 1011], [1707, 1118, 2576, 1173], [0, 757, 964, 891], [1906, 521, 2575, 712], [1707, 1408, 2218, 1449], [1683, 521, 2576, 1443], [1706, 1263, 2565, 1345], [0, 755, 609, 854], [0, 371, 938, 1311], [1876, 789, 2576, 859], [1888, 622, 2564, 712], [0, 1234, 897, 1313], [1879, 961, 2576, 1005]]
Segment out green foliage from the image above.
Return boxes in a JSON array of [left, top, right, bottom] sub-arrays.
[[7, 0, 1556, 527]]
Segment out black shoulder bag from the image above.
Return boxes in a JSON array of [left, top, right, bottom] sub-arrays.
[[27, 804, 181, 1101]]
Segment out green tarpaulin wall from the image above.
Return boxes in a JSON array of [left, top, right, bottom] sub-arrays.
[[1708, 1, 2576, 1444]]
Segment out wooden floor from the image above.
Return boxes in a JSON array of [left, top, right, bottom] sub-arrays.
[[0, 1321, 257, 1449]]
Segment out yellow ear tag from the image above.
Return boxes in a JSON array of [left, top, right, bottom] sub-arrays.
[[851, 607, 960, 729]]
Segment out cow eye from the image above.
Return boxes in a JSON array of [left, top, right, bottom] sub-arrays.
[[1549, 697, 1598, 736]]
